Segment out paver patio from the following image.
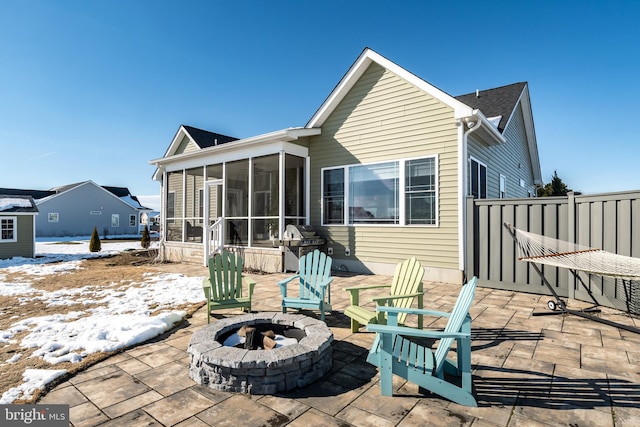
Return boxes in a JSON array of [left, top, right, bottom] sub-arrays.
[[40, 271, 640, 426]]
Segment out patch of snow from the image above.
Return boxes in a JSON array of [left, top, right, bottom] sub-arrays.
[[0, 198, 32, 211], [0, 369, 67, 404], [0, 238, 205, 403]]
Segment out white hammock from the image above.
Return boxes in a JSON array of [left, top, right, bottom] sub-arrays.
[[507, 224, 640, 281]]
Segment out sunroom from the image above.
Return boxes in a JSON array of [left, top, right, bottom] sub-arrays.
[[151, 126, 320, 271]]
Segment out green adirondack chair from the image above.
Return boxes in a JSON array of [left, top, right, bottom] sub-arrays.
[[366, 276, 478, 406], [278, 249, 333, 321], [344, 257, 424, 332], [202, 250, 256, 323]]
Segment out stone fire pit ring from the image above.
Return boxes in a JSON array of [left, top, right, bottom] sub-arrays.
[[187, 312, 333, 394]]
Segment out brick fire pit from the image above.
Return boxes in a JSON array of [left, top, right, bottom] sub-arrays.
[[187, 312, 333, 394]]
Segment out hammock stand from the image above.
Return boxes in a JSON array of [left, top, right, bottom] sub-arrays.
[[504, 223, 640, 334]]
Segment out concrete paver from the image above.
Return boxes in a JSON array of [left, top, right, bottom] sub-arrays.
[[37, 271, 640, 426]]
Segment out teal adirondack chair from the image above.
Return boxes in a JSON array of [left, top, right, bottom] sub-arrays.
[[202, 250, 256, 323], [278, 249, 333, 321], [344, 257, 424, 332], [366, 276, 478, 406]]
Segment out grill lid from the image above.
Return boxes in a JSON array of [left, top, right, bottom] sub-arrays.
[[284, 224, 318, 240]]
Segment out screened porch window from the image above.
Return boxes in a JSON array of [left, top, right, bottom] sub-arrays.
[[164, 153, 306, 247]]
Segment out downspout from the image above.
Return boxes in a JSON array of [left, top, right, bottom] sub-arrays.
[[458, 114, 481, 280]]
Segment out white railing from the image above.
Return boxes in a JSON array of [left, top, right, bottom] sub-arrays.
[[204, 217, 224, 265]]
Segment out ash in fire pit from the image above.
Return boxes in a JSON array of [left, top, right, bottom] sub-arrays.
[[188, 313, 333, 394], [221, 323, 303, 350]]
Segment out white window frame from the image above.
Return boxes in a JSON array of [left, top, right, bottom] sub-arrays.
[[0, 216, 17, 242], [129, 214, 136, 227], [48, 212, 59, 223], [499, 174, 506, 199], [321, 155, 438, 227], [111, 214, 120, 227], [469, 157, 487, 199]]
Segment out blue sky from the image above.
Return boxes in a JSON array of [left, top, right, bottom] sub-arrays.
[[2, 1, 639, 210]]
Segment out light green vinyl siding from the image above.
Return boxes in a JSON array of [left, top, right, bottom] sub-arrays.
[[0, 215, 35, 259], [175, 135, 199, 155], [309, 62, 460, 270], [468, 104, 535, 198]]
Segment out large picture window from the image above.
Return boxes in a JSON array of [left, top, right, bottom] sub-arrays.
[[322, 156, 437, 226]]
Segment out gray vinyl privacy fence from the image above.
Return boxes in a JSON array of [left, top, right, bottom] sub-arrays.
[[465, 190, 640, 314]]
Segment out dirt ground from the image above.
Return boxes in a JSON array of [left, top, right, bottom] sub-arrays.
[[0, 251, 208, 403]]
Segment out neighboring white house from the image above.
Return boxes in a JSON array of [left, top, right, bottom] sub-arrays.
[[0, 195, 38, 259], [0, 181, 152, 238], [150, 48, 542, 282]]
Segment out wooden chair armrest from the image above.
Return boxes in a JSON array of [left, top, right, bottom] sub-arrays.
[[243, 276, 257, 295], [315, 277, 334, 289], [376, 305, 451, 318], [278, 275, 299, 285], [344, 284, 391, 292], [367, 323, 470, 340], [278, 275, 299, 297], [371, 292, 423, 304]]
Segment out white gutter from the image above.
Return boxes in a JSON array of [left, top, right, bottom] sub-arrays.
[[458, 114, 483, 276], [150, 127, 321, 167]]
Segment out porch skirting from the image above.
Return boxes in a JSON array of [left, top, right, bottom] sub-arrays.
[[160, 242, 283, 273], [160, 242, 463, 283]]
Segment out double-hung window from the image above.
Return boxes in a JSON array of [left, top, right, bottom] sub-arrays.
[[469, 157, 487, 199], [0, 217, 17, 242], [322, 156, 437, 226]]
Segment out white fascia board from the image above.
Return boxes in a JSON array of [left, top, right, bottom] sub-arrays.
[[163, 126, 191, 158], [500, 85, 542, 184], [473, 109, 507, 144], [307, 48, 474, 128], [152, 129, 315, 173], [150, 127, 318, 167], [520, 88, 542, 184]]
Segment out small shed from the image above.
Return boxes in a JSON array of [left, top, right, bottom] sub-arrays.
[[0, 195, 39, 259]]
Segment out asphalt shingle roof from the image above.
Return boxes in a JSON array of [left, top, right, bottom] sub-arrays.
[[182, 125, 239, 149], [455, 82, 527, 133]]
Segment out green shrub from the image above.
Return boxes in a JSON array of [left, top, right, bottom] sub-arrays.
[[89, 227, 101, 252], [141, 225, 151, 249]]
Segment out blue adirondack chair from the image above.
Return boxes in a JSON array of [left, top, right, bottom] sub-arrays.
[[202, 250, 256, 323], [278, 249, 333, 321], [366, 276, 478, 406]]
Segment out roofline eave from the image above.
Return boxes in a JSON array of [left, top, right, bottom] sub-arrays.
[[306, 48, 474, 129], [150, 127, 321, 169]]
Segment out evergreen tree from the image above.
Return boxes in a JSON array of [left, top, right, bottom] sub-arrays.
[[141, 225, 151, 249], [89, 226, 101, 252], [537, 170, 572, 197]]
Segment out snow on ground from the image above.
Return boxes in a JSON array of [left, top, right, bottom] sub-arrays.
[[0, 237, 205, 404]]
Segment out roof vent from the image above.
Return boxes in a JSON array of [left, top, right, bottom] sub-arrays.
[[214, 138, 218, 145], [476, 89, 479, 98]]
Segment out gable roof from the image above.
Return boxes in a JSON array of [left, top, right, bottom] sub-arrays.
[[457, 82, 541, 184], [455, 82, 527, 133], [182, 125, 239, 149], [306, 48, 505, 146], [0, 195, 38, 213], [307, 48, 476, 128], [0, 188, 55, 200], [1, 182, 151, 210]]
